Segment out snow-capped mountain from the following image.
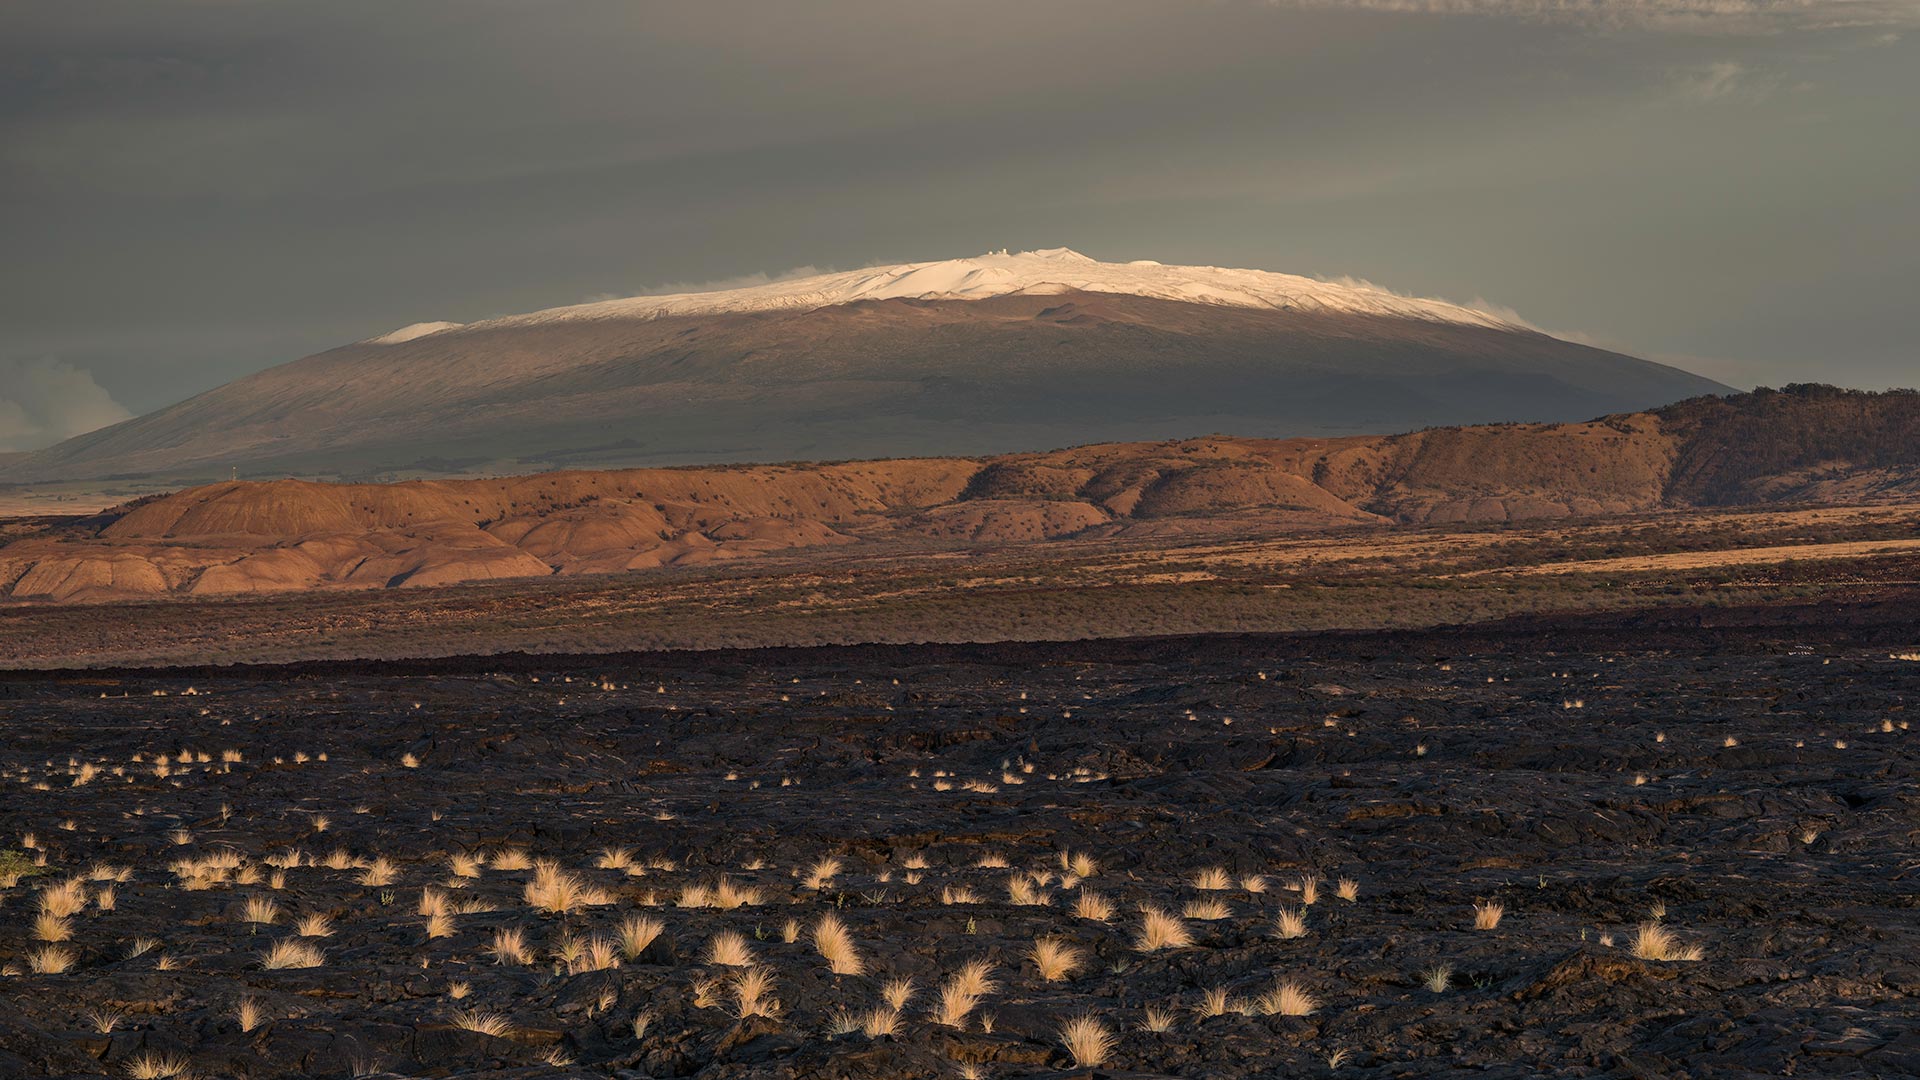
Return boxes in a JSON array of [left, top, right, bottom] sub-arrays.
[[483, 248, 1522, 330], [0, 249, 1729, 485]]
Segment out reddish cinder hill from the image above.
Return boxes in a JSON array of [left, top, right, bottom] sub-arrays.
[[3, 386, 1916, 602]]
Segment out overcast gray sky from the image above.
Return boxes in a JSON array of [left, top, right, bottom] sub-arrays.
[[3, 0, 1916, 450]]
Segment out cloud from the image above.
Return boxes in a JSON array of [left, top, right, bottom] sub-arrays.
[[1673, 59, 1764, 99], [1265, 0, 1920, 32], [0, 358, 134, 452]]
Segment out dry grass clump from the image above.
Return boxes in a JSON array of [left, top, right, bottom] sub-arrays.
[[617, 914, 665, 959], [1472, 901, 1504, 931], [1191, 867, 1231, 890], [33, 912, 73, 942], [1060, 851, 1099, 878], [1007, 874, 1053, 906], [1274, 907, 1309, 939], [570, 936, 622, 973], [1422, 962, 1453, 992], [124, 1053, 192, 1079], [712, 878, 764, 909], [860, 1006, 901, 1037], [1298, 875, 1320, 905], [356, 856, 400, 887], [814, 913, 865, 975], [524, 861, 611, 913], [294, 913, 333, 937], [1073, 889, 1115, 922], [490, 848, 533, 871], [1631, 921, 1704, 962], [234, 997, 265, 1032], [85, 1007, 126, 1033], [804, 857, 843, 890], [489, 927, 533, 966], [448, 853, 484, 878], [1183, 898, 1232, 921], [241, 896, 280, 924], [260, 939, 324, 969], [1254, 979, 1318, 1016], [732, 966, 779, 1018], [933, 960, 998, 1028], [1058, 1013, 1117, 1068], [706, 931, 756, 967], [1135, 907, 1194, 951], [1140, 1006, 1176, 1033], [1029, 937, 1084, 982], [942, 885, 981, 905], [1196, 986, 1232, 1017], [28, 945, 76, 973], [881, 976, 916, 1010], [450, 1008, 515, 1037], [1337, 877, 1360, 902], [39, 878, 88, 917]]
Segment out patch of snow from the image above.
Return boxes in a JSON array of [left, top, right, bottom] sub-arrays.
[[488, 249, 1528, 331], [364, 321, 464, 345]]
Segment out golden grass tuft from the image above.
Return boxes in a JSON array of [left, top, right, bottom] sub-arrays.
[[488, 927, 533, 966], [732, 966, 779, 1018], [294, 913, 333, 937], [241, 896, 280, 925], [1422, 962, 1453, 992], [357, 857, 400, 888], [1254, 979, 1318, 1016], [881, 976, 916, 1010], [1073, 889, 1115, 922], [523, 861, 610, 913], [450, 1009, 515, 1037], [260, 939, 325, 969], [1191, 867, 1231, 890], [861, 1006, 901, 1037], [28, 944, 76, 973], [490, 848, 532, 871], [1182, 898, 1232, 921], [1058, 1013, 1117, 1068], [1631, 921, 1704, 962], [1337, 877, 1360, 902], [1134, 907, 1194, 951], [1029, 937, 1084, 982], [124, 1053, 192, 1079], [803, 856, 843, 890], [1007, 874, 1052, 906], [813, 913, 865, 975], [706, 931, 757, 967], [234, 997, 264, 1032], [32, 912, 73, 942], [1274, 907, 1308, 939], [39, 878, 88, 918], [1472, 901, 1504, 931], [617, 914, 665, 959]]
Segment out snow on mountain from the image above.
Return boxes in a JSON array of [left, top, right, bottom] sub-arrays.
[[494, 248, 1526, 330], [364, 321, 465, 345]]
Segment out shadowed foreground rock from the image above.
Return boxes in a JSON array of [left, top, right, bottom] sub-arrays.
[[0, 609, 1916, 1077]]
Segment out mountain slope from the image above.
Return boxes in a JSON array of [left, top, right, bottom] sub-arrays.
[[0, 250, 1727, 484], [6, 386, 1916, 603]]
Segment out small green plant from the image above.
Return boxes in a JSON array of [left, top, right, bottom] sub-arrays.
[[0, 850, 45, 887]]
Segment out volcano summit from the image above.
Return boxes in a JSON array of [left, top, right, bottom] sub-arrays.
[[1, 249, 1726, 485]]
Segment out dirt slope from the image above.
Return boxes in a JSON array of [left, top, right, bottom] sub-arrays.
[[3, 386, 1915, 603]]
